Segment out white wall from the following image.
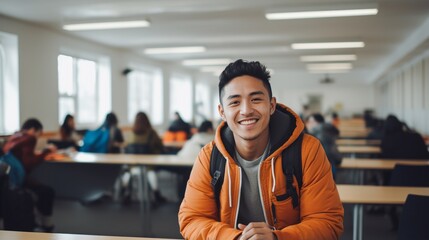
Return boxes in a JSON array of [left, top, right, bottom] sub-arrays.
[[273, 84, 375, 118], [374, 50, 429, 135]]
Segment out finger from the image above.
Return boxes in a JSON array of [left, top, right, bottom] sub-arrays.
[[238, 223, 247, 230], [244, 222, 270, 232]]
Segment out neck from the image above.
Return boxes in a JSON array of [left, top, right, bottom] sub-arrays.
[[235, 131, 270, 161]]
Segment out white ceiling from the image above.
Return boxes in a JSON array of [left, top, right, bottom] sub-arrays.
[[0, 0, 428, 86]]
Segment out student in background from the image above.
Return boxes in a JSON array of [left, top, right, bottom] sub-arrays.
[[179, 59, 343, 239], [102, 112, 124, 153], [164, 112, 192, 142], [306, 113, 342, 178], [178, 120, 214, 159], [381, 115, 429, 159], [3, 118, 56, 232], [125, 112, 166, 204], [331, 112, 340, 128], [58, 114, 80, 149]]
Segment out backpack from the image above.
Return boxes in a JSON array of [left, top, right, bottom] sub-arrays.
[[0, 162, 36, 231], [80, 127, 110, 153], [0, 152, 25, 188], [210, 134, 303, 210]]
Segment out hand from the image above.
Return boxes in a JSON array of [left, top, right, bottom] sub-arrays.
[[45, 144, 58, 153], [238, 222, 276, 240]]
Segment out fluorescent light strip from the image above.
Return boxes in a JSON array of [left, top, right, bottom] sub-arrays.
[[266, 8, 377, 20], [292, 41, 364, 50], [144, 46, 206, 54], [309, 69, 350, 74], [307, 63, 352, 71], [300, 54, 357, 62], [63, 20, 150, 31], [183, 58, 231, 66]]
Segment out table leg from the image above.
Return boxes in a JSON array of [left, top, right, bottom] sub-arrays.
[[139, 165, 153, 237], [353, 204, 363, 240]]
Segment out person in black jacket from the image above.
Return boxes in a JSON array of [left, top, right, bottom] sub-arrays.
[[381, 115, 429, 159]]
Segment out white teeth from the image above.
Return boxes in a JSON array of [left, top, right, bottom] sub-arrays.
[[240, 119, 257, 125]]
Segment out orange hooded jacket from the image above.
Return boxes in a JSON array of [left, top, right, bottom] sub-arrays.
[[179, 104, 344, 239]]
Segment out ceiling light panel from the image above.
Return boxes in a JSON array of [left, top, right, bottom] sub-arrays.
[[266, 8, 378, 20], [307, 63, 353, 71], [291, 42, 365, 50], [300, 54, 357, 62], [144, 46, 206, 54], [63, 20, 150, 31], [182, 58, 231, 66]]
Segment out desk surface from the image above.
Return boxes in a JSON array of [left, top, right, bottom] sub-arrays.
[[49, 152, 194, 167], [338, 145, 381, 154], [336, 139, 381, 146], [339, 158, 429, 170], [337, 185, 429, 204], [0, 230, 176, 240]]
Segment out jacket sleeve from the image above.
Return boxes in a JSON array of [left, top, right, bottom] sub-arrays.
[[178, 144, 241, 240], [274, 135, 344, 240]]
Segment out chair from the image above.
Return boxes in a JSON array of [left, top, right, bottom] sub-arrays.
[[388, 165, 429, 230], [397, 194, 429, 240], [389, 165, 429, 187]]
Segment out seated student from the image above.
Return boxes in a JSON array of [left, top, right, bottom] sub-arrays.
[[306, 113, 342, 178], [2, 118, 56, 232], [102, 112, 125, 153], [56, 114, 80, 149], [125, 112, 166, 204], [381, 115, 429, 159], [163, 112, 192, 142], [178, 120, 215, 159], [179, 59, 343, 239], [331, 112, 340, 128]]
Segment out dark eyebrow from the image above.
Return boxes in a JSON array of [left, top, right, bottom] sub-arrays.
[[226, 91, 265, 101], [249, 91, 265, 97], [226, 94, 241, 101]]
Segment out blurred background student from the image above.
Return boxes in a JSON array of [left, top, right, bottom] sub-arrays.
[[163, 112, 192, 142], [102, 112, 125, 153], [57, 114, 80, 150], [3, 118, 57, 232], [123, 112, 166, 205], [178, 120, 214, 159], [305, 113, 342, 179]]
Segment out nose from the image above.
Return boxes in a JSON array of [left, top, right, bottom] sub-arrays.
[[240, 100, 254, 116]]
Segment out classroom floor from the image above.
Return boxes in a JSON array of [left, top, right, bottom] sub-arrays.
[[50, 170, 398, 240]]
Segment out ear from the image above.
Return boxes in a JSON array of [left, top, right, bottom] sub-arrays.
[[218, 104, 226, 121], [270, 97, 277, 115]]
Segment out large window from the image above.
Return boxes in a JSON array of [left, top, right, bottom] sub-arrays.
[[195, 82, 211, 125], [58, 54, 110, 127], [127, 69, 163, 125], [0, 32, 19, 135], [169, 75, 193, 123]]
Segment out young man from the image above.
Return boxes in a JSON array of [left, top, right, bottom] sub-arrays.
[[3, 118, 56, 231], [179, 60, 344, 239]]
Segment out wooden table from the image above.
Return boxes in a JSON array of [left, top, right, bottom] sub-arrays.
[[338, 158, 429, 184], [338, 146, 381, 158], [337, 185, 429, 240], [336, 139, 380, 146], [0, 230, 177, 240], [49, 152, 193, 237], [339, 158, 429, 170]]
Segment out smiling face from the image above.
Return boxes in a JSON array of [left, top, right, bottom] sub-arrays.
[[218, 75, 276, 144]]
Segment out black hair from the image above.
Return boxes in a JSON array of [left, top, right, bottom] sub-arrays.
[[21, 118, 43, 131], [61, 114, 74, 137], [103, 112, 119, 128], [198, 120, 213, 133], [311, 113, 325, 124], [218, 59, 272, 104]]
